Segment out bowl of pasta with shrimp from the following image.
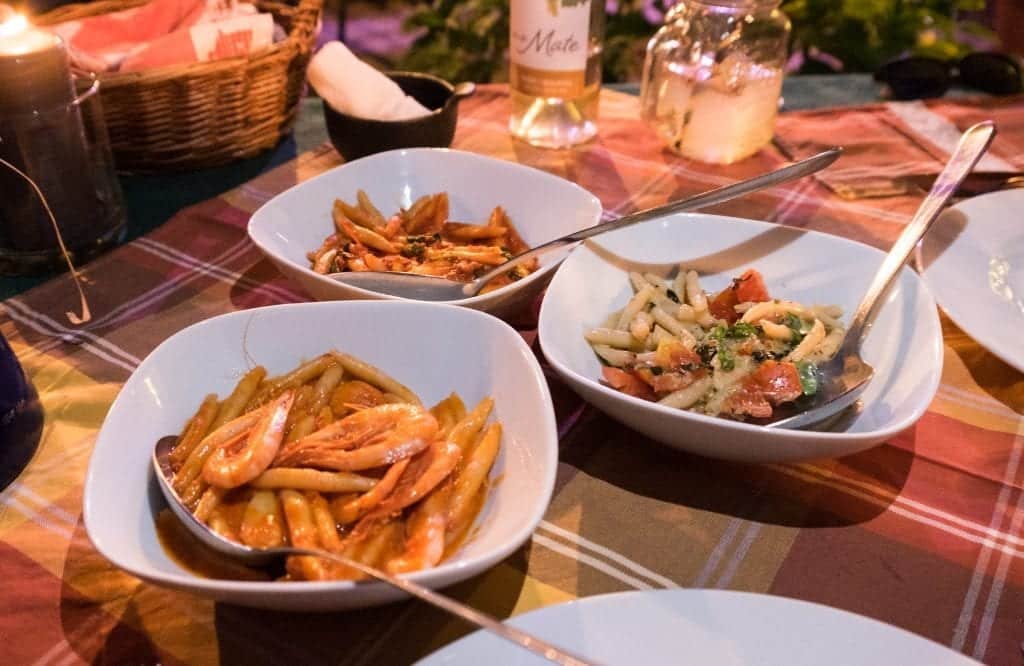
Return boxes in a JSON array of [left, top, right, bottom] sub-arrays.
[[247, 148, 602, 318], [83, 301, 557, 611], [538, 211, 943, 463]]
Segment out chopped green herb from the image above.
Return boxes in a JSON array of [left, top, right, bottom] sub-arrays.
[[708, 326, 733, 370], [785, 313, 806, 344], [405, 234, 439, 245], [729, 322, 759, 339], [711, 322, 759, 341], [796, 361, 818, 396], [718, 348, 736, 371], [400, 242, 426, 260]]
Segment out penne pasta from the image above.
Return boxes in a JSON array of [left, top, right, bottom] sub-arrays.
[[313, 191, 536, 293]]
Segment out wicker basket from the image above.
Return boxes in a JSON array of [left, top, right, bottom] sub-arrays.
[[38, 0, 322, 173]]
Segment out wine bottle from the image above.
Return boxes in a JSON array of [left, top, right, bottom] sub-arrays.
[[509, 0, 604, 148], [0, 332, 43, 490]]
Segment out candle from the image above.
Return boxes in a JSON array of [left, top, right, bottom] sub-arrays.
[[0, 4, 125, 276], [0, 7, 75, 115]]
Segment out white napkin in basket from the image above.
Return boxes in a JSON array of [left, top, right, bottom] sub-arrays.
[[308, 41, 431, 121]]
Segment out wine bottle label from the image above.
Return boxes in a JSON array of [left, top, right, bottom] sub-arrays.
[[510, 0, 591, 98]]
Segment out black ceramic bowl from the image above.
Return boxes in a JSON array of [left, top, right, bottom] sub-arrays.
[[323, 72, 475, 161]]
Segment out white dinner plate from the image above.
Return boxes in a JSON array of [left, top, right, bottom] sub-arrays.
[[918, 188, 1024, 373], [419, 589, 979, 665], [84, 301, 558, 611], [539, 212, 943, 463]]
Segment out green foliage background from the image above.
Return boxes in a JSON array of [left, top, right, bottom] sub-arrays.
[[398, 0, 991, 83]]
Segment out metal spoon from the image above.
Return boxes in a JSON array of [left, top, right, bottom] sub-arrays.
[[328, 148, 843, 301], [765, 121, 996, 430], [152, 437, 597, 666]]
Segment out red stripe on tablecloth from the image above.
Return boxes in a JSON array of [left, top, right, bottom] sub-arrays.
[[0, 541, 175, 664]]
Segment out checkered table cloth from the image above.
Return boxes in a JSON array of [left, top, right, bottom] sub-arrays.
[[2, 87, 1023, 665]]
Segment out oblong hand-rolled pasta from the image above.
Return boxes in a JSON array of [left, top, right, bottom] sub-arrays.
[[587, 267, 846, 420]]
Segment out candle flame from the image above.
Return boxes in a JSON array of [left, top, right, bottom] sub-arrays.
[[0, 12, 27, 40], [0, 9, 58, 56]]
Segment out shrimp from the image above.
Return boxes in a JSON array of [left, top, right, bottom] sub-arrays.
[[344, 440, 462, 548], [387, 479, 451, 574], [330, 458, 410, 525], [172, 405, 269, 493], [370, 440, 461, 518], [203, 391, 295, 489], [273, 404, 438, 471]]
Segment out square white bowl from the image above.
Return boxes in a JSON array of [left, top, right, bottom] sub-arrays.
[[538, 213, 943, 463], [247, 148, 603, 318], [84, 301, 558, 611]]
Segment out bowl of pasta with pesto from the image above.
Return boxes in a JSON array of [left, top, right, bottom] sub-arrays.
[[84, 301, 558, 611], [538, 212, 943, 464]]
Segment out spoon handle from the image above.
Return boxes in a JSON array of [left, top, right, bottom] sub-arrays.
[[842, 121, 996, 349], [290, 546, 599, 666], [466, 147, 842, 296]]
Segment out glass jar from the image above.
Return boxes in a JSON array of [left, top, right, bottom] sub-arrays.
[[640, 0, 791, 164]]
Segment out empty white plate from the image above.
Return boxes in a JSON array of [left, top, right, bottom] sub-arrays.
[[419, 589, 978, 665], [919, 188, 1024, 373]]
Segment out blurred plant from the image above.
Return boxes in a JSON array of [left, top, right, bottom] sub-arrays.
[[397, 0, 509, 82], [783, 0, 992, 73], [398, 0, 992, 82]]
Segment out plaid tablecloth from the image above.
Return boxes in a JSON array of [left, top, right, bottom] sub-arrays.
[[2, 86, 1023, 665]]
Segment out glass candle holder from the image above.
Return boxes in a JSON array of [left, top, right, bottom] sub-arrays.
[[0, 12, 125, 276], [640, 0, 791, 164]]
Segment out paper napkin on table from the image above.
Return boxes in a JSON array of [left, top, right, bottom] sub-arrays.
[[50, 0, 269, 72], [307, 41, 430, 121]]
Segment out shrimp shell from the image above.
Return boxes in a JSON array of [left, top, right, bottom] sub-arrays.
[[203, 391, 295, 489]]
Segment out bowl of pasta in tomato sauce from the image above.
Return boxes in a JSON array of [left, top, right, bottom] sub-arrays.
[[247, 148, 602, 319], [84, 300, 558, 611]]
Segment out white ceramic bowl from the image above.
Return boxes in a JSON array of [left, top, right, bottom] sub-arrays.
[[84, 301, 558, 611], [247, 148, 602, 318], [539, 213, 943, 463]]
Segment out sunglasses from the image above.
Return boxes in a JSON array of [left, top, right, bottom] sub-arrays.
[[875, 52, 1023, 100]]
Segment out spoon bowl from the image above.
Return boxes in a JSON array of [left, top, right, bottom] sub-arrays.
[[151, 436, 596, 666]]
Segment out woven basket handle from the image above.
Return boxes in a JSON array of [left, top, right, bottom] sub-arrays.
[[287, 0, 322, 47]]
